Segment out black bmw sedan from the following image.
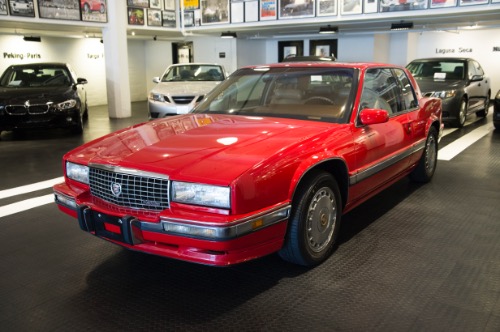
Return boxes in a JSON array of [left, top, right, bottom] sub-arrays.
[[0, 62, 88, 136]]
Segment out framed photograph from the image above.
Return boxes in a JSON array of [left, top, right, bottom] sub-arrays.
[[183, 0, 199, 9], [310, 39, 338, 58], [231, 1, 244, 23], [150, 0, 162, 8], [380, 0, 427, 11], [162, 10, 176, 27], [0, 0, 7, 15], [128, 0, 149, 7], [128, 7, 145, 25], [340, 0, 361, 14], [183, 10, 195, 26], [260, 0, 277, 20], [278, 40, 303, 62], [38, 0, 80, 20], [147, 8, 162, 25], [7, 0, 35, 17], [459, 0, 488, 6], [363, 0, 377, 13], [316, 0, 336, 16], [245, 0, 259, 21], [81, 0, 107, 22], [165, 0, 176, 9], [279, 0, 314, 19], [430, 0, 457, 7], [201, 0, 229, 24]]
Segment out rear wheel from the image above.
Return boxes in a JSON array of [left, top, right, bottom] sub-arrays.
[[476, 93, 490, 118], [410, 126, 438, 183], [279, 171, 342, 266]]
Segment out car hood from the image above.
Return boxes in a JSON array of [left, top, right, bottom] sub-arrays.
[[413, 78, 465, 93], [68, 114, 338, 185], [0, 86, 74, 105], [151, 81, 220, 96]]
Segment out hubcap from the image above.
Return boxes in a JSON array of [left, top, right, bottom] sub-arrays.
[[306, 187, 336, 253]]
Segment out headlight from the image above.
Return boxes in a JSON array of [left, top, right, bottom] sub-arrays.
[[56, 99, 77, 110], [172, 181, 230, 209], [149, 92, 165, 102], [431, 90, 456, 99], [66, 162, 89, 184]]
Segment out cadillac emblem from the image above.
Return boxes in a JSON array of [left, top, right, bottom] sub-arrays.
[[110, 182, 122, 197]]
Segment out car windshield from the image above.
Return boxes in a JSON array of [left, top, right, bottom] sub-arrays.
[[161, 65, 224, 82], [0, 66, 72, 88], [192, 67, 355, 123], [407, 60, 465, 80]]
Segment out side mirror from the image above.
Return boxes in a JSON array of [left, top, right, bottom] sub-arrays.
[[359, 108, 389, 125], [153, 77, 160, 83], [76, 78, 88, 85], [470, 74, 483, 82]]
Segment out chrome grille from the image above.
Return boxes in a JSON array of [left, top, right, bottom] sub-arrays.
[[28, 105, 49, 114], [171, 96, 195, 104], [89, 166, 169, 211], [5, 104, 50, 115], [5, 106, 27, 115]]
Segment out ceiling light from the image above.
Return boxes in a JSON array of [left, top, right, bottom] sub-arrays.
[[23, 36, 41, 42], [319, 25, 338, 34], [391, 22, 414, 30], [221, 31, 237, 39]]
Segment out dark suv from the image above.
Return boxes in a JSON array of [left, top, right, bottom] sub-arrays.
[[407, 57, 490, 127]]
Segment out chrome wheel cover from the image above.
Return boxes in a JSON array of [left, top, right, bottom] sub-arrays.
[[306, 187, 337, 253]]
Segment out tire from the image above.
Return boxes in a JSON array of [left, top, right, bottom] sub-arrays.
[[454, 98, 467, 128], [476, 93, 490, 118], [279, 170, 342, 266], [71, 114, 84, 134], [410, 126, 438, 183]]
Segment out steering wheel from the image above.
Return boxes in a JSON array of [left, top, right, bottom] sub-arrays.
[[304, 96, 335, 105]]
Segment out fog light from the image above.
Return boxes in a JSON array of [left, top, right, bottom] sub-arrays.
[[54, 192, 77, 210]]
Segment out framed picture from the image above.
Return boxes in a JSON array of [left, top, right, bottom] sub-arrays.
[[430, 0, 457, 7], [459, 0, 488, 6], [162, 10, 176, 27], [231, 1, 244, 23], [38, 0, 80, 20], [310, 39, 338, 58], [7, 0, 35, 17], [150, 0, 162, 8], [316, 0, 336, 16], [245, 0, 259, 21], [363, 0, 377, 13], [165, 0, 176, 9], [279, 0, 315, 19], [147, 9, 162, 25], [278, 40, 303, 62], [260, 0, 277, 20], [128, 7, 145, 25], [81, 0, 107, 22], [201, 0, 229, 24], [380, 0, 427, 11], [128, 0, 149, 7], [340, 0, 361, 14], [183, 0, 199, 9], [183, 10, 195, 26], [0, 0, 7, 15]]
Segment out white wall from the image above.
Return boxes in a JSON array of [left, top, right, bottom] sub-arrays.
[[337, 35, 376, 62], [191, 36, 238, 75], [144, 40, 173, 93], [128, 39, 147, 102]]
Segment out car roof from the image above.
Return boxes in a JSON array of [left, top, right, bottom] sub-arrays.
[[7, 62, 69, 69], [169, 63, 223, 67], [409, 57, 472, 62], [240, 62, 403, 70]]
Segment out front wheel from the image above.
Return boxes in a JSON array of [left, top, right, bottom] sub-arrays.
[[410, 126, 438, 183], [279, 171, 342, 266], [455, 98, 467, 128]]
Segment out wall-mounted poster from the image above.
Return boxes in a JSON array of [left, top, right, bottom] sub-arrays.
[[147, 9, 162, 25], [317, 0, 336, 16], [279, 0, 315, 19], [340, 0, 361, 14], [162, 10, 176, 26], [0, 0, 7, 15], [278, 40, 303, 61], [379, 0, 427, 12], [200, 0, 229, 24], [459, 0, 488, 6], [260, 0, 277, 20], [310, 39, 338, 58], [231, 0, 244, 23], [183, 10, 195, 26], [165, 0, 176, 9], [81, 0, 107, 22], [150, 0, 162, 8], [430, 0, 456, 8], [363, 0, 377, 13], [38, 0, 80, 20], [184, 0, 199, 9], [128, 7, 145, 25], [128, 0, 149, 7], [245, 0, 259, 21], [8, 0, 35, 17]]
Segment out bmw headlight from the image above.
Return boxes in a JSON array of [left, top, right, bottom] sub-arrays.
[[149, 92, 165, 102], [172, 181, 230, 209], [56, 99, 77, 110], [431, 90, 456, 99], [66, 162, 89, 184]]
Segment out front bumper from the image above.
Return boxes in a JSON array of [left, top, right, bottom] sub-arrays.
[[0, 108, 81, 131], [439, 97, 461, 123], [148, 99, 195, 119], [54, 185, 290, 266]]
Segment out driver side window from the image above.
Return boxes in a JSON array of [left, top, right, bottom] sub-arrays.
[[360, 68, 398, 114]]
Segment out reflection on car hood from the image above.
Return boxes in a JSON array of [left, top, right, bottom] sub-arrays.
[[414, 78, 465, 92], [151, 81, 220, 96], [0, 86, 74, 104], [68, 114, 339, 184]]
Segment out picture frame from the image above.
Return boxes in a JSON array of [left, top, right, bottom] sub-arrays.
[[310, 39, 338, 58], [183, 0, 199, 10], [459, 0, 488, 6], [7, 0, 35, 17], [0, 0, 7, 15], [81, 0, 108, 22], [128, 7, 145, 25], [278, 40, 303, 62], [183, 10, 195, 27], [200, 0, 229, 24], [147, 8, 162, 26], [278, 0, 314, 19], [231, 0, 244, 23], [128, 0, 149, 8], [165, 0, 176, 10], [363, 0, 377, 13], [260, 0, 277, 20], [340, 0, 361, 14], [379, 0, 427, 12], [316, 0, 336, 16], [38, 0, 80, 20], [244, 0, 259, 21], [429, 0, 457, 8], [162, 10, 176, 27], [150, 0, 162, 9]]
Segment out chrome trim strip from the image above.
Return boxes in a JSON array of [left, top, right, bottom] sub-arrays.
[[89, 163, 170, 180], [349, 140, 425, 185]]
